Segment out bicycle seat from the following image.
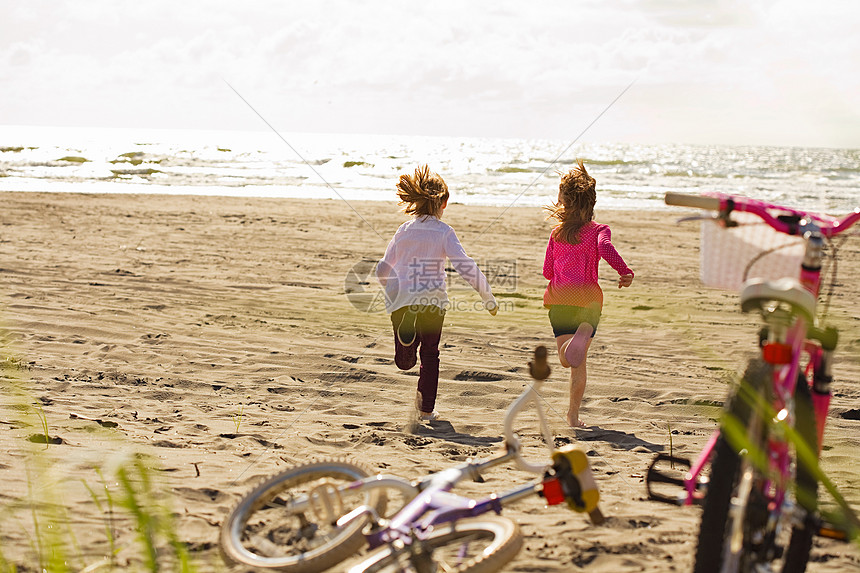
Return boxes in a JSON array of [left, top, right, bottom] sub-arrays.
[[740, 277, 816, 321]]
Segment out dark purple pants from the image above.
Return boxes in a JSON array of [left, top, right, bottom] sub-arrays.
[[391, 305, 446, 413]]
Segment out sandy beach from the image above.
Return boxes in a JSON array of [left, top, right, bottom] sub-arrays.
[[1, 190, 858, 572]]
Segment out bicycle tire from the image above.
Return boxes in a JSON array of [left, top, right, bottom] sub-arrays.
[[694, 359, 820, 573], [782, 373, 818, 573], [347, 516, 523, 573], [693, 359, 768, 573], [220, 458, 387, 573]]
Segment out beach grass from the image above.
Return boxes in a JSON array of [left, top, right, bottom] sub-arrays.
[[0, 347, 206, 573]]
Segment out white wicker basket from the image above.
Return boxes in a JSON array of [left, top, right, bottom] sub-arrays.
[[700, 212, 805, 290]]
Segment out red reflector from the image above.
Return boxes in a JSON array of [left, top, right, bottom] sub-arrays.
[[542, 478, 565, 505], [762, 343, 792, 364]]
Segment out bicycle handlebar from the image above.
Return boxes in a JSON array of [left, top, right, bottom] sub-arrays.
[[503, 346, 555, 474], [665, 192, 860, 238], [665, 192, 721, 211]]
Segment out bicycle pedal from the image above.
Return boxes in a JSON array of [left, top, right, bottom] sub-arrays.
[[645, 454, 701, 506]]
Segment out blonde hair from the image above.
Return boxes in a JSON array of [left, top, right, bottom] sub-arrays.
[[545, 159, 596, 244], [396, 165, 449, 218]]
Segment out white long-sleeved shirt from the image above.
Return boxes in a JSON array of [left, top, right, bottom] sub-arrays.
[[376, 216, 496, 312]]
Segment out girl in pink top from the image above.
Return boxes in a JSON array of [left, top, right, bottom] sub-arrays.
[[543, 160, 634, 427]]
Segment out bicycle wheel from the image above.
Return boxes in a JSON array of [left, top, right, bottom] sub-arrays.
[[348, 516, 523, 573], [220, 459, 387, 573], [782, 373, 818, 573], [693, 359, 819, 573], [693, 361, 770, 573]]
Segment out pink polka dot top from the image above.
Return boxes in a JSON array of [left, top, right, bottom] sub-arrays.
[[543, 221, 633, 309]]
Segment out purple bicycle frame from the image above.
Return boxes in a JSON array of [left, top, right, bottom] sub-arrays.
[[364, 462, 544, 549]]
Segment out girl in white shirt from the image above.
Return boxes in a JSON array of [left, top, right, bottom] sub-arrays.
[[377, 165, 497, 422]]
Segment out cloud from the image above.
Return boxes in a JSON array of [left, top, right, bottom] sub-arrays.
[[1, 0, 857, 147]]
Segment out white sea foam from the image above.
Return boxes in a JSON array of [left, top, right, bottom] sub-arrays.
[[1, 126, 857, 213]]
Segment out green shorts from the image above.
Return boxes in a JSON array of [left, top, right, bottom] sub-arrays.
[[548, 305, 600, 338]]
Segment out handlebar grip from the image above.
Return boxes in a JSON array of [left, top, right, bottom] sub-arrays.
[[664, 192, 721, 210], [529, 346, 551, 381]]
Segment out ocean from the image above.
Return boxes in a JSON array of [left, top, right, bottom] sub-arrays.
[[1, 126, 858, 213]]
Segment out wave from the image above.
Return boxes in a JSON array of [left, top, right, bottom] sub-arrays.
[[1, 127, 857, 211], [662, 170, 729, 178], [578, 158, 650, 167]]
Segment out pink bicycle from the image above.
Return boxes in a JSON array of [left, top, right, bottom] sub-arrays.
[[645, 192, 860, 573]]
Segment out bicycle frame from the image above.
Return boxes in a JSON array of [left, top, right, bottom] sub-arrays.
[[674, 310, 817, 509], [331, 372, 596, 549], [358, 449, 547, 551]]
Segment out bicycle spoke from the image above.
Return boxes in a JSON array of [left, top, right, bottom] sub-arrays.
[[723, 463, 754, 572]]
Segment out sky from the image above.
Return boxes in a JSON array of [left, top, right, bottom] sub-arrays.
[[2, 0, 858, 148]]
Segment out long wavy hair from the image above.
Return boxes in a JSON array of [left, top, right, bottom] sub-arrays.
[[545, 159, 596, 244], [396, 165, 449, 218]]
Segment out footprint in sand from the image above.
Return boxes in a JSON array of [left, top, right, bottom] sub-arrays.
[[453, 370, 504, 382], [403, 435, 433, 448], [323, 352, 360, 363], [839, 408, 860, 420], [173, 487, 230, 504]]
